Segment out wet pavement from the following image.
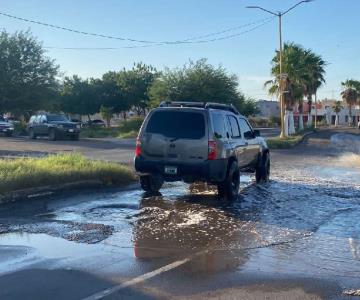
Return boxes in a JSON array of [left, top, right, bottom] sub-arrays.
[[0, 129, 360, 299]]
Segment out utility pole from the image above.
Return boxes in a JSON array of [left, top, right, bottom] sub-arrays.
[[247, 0, 313, 138]]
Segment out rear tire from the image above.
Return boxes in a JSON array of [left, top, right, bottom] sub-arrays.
[[71, 134, 80, 141], [256, 152, 270, 183], [217, 161, 240, 200], [140, 174, 164, 193], [29, 128, 36, 139], [49, 129, 57, 141]]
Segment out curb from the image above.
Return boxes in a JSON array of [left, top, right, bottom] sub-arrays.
[[297, 130, 317, 145], [268, 130, 317, 150], [0, 180, 103, 204], [0, 180, 140, 205]]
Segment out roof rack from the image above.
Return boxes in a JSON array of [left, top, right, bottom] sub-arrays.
[[159, 101, 240, 115]]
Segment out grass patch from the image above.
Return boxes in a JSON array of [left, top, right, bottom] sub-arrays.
[[267, 135, 303, 149], [267, 129, 316, 149], [80, 118, 143, 139], [0, 153, 135, 194]]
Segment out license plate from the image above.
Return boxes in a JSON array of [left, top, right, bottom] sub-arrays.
[[68, 129, 74, 132], [164, 166, 177, 175]]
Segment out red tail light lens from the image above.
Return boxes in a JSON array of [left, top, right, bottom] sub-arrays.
[[208, 141, 217, 160], [135, 138, 141, 157]]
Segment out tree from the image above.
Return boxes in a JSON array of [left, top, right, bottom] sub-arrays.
[[332, 100, 342, 127], [303, 50, 326, 127], [100, 105, 113, 128], [60, 76, 100, 120], [265, 43, 326, 135], [0, 30, 59, 118], [116, 63, 159, 116], [149, 59, 257, 116], [341, 87, 357, 126]]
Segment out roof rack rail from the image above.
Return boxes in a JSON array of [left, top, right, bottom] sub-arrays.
[[159, 101, 240, 115]]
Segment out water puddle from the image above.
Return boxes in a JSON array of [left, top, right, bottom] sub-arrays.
[[1, 168, 360, 289]]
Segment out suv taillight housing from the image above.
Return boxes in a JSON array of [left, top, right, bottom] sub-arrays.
[[208, 141, 217, 160], [135, 137, 141, 157]]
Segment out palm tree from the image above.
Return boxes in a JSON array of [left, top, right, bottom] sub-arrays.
[[303, 50, 326, 127], [265, 43, 326, 135], [342, 79, 360, 125], [341, 88, 357, 126], [332, 101, 342, 127]]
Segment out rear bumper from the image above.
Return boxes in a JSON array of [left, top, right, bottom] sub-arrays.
[[134, 156, 227, 183], [55, 128, 80, 136]]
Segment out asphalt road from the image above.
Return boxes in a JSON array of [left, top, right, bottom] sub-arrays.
[[0, 128, 280, 164], [1, 128, 360, 299]]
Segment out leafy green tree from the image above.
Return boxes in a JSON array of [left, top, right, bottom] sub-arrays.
[[0, 30, 59, 118], [100, 105, 113, 128], [99, 72, 129, 119], [116, 63, 159, 116], [149, 59, 257, 116], [60, 75, 100, 120]]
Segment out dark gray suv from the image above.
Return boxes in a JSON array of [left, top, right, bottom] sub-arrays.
[[134, 102, 270, 199], [28, 114, 80, 141]]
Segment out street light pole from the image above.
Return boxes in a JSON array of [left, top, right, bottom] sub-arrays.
[[278, 13, 285, 138], [246, 0, 313, 138]]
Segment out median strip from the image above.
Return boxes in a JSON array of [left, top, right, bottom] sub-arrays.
[[0, 153, 135, 200]]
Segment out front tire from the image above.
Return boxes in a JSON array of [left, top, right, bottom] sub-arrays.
[[140, 174, 164, 193], [71, 134, 80, 141], [256, 152, 270, 183], [217, 161, 240, 200], [48, 129, 57, 141], [29, 128, 36, 139]]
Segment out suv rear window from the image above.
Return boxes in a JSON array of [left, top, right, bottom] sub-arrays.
[[146, 110, 205, 139]]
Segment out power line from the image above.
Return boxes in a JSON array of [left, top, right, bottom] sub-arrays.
[[0, 10, 274, 45], [43, 18, 275, 50]]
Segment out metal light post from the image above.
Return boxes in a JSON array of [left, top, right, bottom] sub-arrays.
[[247, 1, 313, 138]]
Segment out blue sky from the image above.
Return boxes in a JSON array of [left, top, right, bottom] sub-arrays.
[[0, 0, 358, 100]]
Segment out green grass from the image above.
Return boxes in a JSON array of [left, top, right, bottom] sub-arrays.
[[80, 118, 143, 139], [267, 129, 316, 149], [0, 153, 135, 194], [267, 135, 304, 149]]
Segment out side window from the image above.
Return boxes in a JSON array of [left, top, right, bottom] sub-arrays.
[[227, 115, 241, 138], [239, 118, 254, 139], [29, 116, 35, 123], [40, 115, 47, 123], [211, 113, 226, 139], [34, 115, 40, 124]]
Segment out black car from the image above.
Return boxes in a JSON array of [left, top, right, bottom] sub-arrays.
[[28, 114, 80, 141], [82, 119, 106, 128]]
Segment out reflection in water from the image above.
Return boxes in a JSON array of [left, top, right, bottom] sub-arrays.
[[349, 238, 360, 260], [133, 194, 253, 273]]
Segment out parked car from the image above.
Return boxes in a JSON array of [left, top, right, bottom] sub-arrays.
[[28, 114, 81, 141], [4, 117, 20, 125], [134, 101, 270, 199], [82, 119, 106, 128], [0, 116, 14, 137]]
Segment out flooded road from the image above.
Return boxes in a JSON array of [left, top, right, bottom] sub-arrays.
[[1, 129, 360, 299]]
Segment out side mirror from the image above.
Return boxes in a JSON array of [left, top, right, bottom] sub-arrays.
[[253, 129, 260, 137]]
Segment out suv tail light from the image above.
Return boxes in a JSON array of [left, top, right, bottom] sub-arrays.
[[208, 141, 217, 160], [135, 137, 141, 157]]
